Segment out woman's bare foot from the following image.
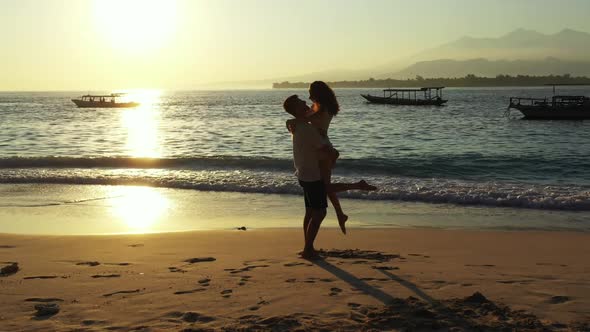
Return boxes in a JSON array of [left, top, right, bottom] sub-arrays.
[[337, 213, 349, 235], [358, 180, 377, 191]]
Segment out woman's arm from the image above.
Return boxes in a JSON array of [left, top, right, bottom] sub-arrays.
[[317, 144, 339, 161], [286, 119, 297, 133]]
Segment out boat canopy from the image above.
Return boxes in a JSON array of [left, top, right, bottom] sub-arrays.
[[378, 86, 445, 100], [383, 87, 444, 92], [80, 93, 126, 98]]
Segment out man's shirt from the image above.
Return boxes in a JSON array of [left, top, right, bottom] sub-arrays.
[[292, 120, 323, 182]]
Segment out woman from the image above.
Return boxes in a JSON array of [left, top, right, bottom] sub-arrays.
[[306, 81, 373, 234]]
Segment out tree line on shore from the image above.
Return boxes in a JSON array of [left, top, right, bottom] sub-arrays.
[[272, 74, 590, 89]]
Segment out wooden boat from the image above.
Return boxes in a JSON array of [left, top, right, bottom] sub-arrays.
[[508, 85, 590, 119], [71, 93, 139, 108], [361, 87, 447, 106]]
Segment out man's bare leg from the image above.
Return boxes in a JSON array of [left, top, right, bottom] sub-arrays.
[[302, 208, 326, 259], [302, 208, 312, 250]]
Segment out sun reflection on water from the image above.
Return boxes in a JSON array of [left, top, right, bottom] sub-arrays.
[[120, 90, 163, 158], [110, 186, 169, 233]]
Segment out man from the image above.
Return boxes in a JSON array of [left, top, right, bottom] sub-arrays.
[[283, 95, 375, 259]]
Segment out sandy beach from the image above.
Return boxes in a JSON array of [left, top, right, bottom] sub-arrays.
[[1, 228, 589, 331]]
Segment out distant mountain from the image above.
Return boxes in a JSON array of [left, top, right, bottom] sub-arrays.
[[409, 28, 590, 64], [392, 58, 590, 78], [260, 28, 590, 87]]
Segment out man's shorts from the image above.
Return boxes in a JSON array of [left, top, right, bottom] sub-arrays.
[[298, 180, 328, 209]]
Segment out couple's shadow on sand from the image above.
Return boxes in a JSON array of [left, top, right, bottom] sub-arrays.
[[309, 257, 490, 330], [311, 258, 435, 306]]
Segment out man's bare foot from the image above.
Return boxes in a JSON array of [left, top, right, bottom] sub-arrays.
[[337, 213, 348, 235], [358, 180, 377, 191], [300, 249, 321, 260], [297, 247, 317, 255]]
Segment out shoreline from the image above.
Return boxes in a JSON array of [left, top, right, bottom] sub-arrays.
[[1, 183, 589, 235], [2, 226, 589, 239], [1, 228, 589, 330]]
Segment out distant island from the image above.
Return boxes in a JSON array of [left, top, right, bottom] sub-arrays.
[[272, 74, 590, 89]]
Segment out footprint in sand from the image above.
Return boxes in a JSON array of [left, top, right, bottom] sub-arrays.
[[548, 296, 571, 304], [0, 245, 16, 249], [81, 319, 108, 326], [496, 279, 534, 284], [220, 289, 233, 298], [244, 259, 277, 265], [179, 312, 216, 323], [128, 244, 144, 248], [285, 278, 297, 283], [329, 287, 343, 296], [24, 275, 62, 280], [105, 262, 131, 266], [25, 298, 64, 303], [284, 262, 312, 267], [169, 267, 187, 273], [34, 303, 60, 317], [229, 265, 269, 274], [238, 276, 251, 286], [76, 261, 100, 267], [91, 274, 121, 278], [174, 288, 207, 295], [536, 262, 568, 267], [408, 253, 431, 258], [184, 257, 216, 263], [360, 277, 389, 282], [371, 265, 399, 271], [0, 262, 19, 276], [198, 278, 211, 286], [465, 264, 495, 267], [249, 299, 270, 311], [318, 249, 400, 263], [102, 289, 141, 297]]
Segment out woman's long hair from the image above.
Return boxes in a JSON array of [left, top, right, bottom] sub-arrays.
[[309, 81, 339, 116]]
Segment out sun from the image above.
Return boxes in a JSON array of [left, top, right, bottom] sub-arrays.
[[92, 0, 178, 53]]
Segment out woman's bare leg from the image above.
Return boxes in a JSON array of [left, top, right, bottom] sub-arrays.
[[320, 159, 348, 234]]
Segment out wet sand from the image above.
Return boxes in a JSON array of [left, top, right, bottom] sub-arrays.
[[1, 184, 588, 235], [1, 228, 589, 331]]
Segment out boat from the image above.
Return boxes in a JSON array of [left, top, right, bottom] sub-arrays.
[[508, 84, 590, 119], [361, 87, 447, 106], [71, 93, 139, 108]]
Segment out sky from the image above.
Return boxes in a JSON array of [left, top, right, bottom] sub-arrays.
[[1, 0, 590, 90]]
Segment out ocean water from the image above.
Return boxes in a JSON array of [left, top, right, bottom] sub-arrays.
[[1, 87, 590, 211]]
